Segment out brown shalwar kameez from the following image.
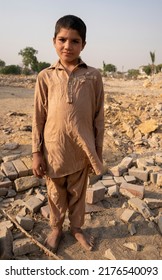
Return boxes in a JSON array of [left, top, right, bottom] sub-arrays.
[[32, 60, 104, 229]]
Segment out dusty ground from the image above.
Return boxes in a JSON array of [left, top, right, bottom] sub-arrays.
[[0, 73, 162, 260]]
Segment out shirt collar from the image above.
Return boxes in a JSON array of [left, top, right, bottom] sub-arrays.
[[48, 58, 87, 70]]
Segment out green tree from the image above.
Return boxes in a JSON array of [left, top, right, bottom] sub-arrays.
[[0, 65, 21, 75], [19, 47, 38, 72], [0, 59, 5, 68], [37, 61, 50, 72], [150, 51, 156, 74], [102, 62, 117, 75]]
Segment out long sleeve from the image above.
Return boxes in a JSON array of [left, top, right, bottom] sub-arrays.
[[32, 72, 48, 153], [94, 71, 104, 149]]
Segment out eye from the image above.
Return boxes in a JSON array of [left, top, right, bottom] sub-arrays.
[[58, 38, 66, 43], [72, 39, 80, 44]]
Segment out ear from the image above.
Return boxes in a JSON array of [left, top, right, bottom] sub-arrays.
[[81, 41, 86, 51]]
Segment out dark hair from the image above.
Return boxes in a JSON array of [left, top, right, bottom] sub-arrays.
[[54, 15, 86, 43]]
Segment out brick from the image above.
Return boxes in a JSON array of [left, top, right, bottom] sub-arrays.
[[1, 161, 18, 180], [144, 198, 162, 209], [21, 156, 33, 175], [25, 196, 43, 213], [13, 238, 38, 256], [12, 159, 29, 177], [120, 209, 136, 223], [107, 185, 119, 197], [102, 175, 113, 180], [0, 177, 12, 189], [128, 197, 153, 219], [0, 227, 13, 259], [136, 157, 154, 169], [150, 172, 158, 184], [40, 204, 50, 218], [119, 157, 134, 169], [120, 182, 144, 199], [101, 179, 116, 187], [86, 185, 105, 204], [110, 165, 127, 176], [16, 215, 34, 231], [2, 154, 20, 162], [124, 175, 136, 183], [14, 176, 40, 192], [128, 167, 149, 182], [114, 176, 126, 185]]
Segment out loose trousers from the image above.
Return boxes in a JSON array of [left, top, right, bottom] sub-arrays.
[[46, 166, 89, 230]]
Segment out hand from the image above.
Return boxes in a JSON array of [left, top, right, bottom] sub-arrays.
[[32, 152, 46, 178]]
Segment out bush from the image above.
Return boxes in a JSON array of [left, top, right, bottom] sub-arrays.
[[0, 65, 21, 75], [143, 65, 152, 76], [127, 69, 139, 79]]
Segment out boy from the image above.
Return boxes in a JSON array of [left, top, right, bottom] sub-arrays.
[[32, 15, 104, 252]]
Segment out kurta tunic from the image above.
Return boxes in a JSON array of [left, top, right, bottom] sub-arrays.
[[32, 60, 104, 178]]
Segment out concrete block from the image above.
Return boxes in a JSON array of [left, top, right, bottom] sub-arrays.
[[128, 167, 149, 182], [107, 185, 119, 197], [119, 157, 134, 169], [86, 185, 106, 204], [144, 197, 162, 209], [124, 175, 136, 183], [120, 209, 136, 223], [0, 227, 13, 259], [110, 165, 127, 176], [14, 176, 40, 192], [120, 182, 144, 199], [12, 159, 29, 177], [25, 196, 43, 213], [128, 197, 153, 219], [13, 238, 38, 256], [40, 204, 50, 219], [16, 215, 34, 231], [1, 161, 18, 180]]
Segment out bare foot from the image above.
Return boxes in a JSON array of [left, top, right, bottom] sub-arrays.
[[71, 228, 94, 251], [45, 228, 62, 253]]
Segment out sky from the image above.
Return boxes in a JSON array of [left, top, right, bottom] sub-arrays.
[[0, 0, 162, 72]]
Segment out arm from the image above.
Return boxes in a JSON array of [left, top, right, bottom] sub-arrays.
[[94, 71, 104, 163], [32, 73, 48, 177]]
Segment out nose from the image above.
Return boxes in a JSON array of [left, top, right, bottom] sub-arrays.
[[64, 40, 72, 50]]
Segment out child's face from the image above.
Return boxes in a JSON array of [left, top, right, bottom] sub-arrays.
[[53, 28, 86, 66]]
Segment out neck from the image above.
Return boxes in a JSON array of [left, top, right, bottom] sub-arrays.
[[60, 58, 80, 73]]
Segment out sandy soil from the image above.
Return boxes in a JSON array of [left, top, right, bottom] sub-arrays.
[[0, 74, 162, 260]]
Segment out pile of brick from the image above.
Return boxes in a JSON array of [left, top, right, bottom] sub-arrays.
[[1, 152, 162, 259]]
